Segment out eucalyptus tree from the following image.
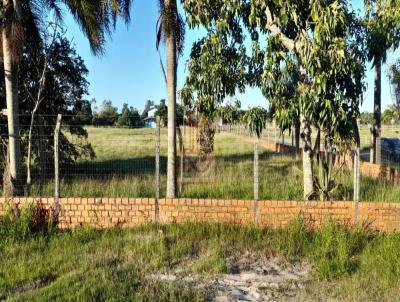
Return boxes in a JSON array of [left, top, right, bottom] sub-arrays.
[[180, 32, 248, 154], [156, 0, 185, 198], [364, 0, 400, 164], [1, 0, 131, 196], [183, 0, 365, 200], [262, 46, 301, 153]]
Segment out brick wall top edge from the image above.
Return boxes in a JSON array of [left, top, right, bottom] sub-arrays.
[[0, 198, 397, 207]]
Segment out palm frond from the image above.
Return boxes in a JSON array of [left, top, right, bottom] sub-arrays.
[[156, 0, 185, 57], [64, 0, 131, 55]]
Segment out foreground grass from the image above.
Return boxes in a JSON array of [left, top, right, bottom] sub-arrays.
[[1, 207, 400, 301], [22, 128, 400, 201]]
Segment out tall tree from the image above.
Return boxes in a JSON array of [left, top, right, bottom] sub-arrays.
[[156, 0, 185, 198], [0, 27, 96, 187], [0, 0, 131, 196], [183, 0, 365, 200], [180, 31, 251, 155], [365, 0, 400, 164], [388, 58, 400, 119]]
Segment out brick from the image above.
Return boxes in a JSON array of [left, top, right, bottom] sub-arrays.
[[1, 197, 400, 232]]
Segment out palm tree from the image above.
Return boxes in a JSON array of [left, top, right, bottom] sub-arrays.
[[366, 0, 400, 165], [156, 0, 185, 198], [1, 0, 131, 196]]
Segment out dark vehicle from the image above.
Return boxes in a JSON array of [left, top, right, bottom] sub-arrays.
[[381, 137, 400, 164]]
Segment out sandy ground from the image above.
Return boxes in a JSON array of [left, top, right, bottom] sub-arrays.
[[150, 252, 312, 301]]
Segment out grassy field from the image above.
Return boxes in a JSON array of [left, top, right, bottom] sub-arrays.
[[22, 127, 400, 201], [1, 209, 400, 301]]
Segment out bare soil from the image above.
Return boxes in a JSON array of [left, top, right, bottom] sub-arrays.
[[150, 252, 312, 301]]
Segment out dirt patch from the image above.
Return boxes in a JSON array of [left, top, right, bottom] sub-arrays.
[[149, 252, 311, 301]]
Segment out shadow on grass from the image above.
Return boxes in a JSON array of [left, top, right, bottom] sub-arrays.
[[63, 156, 167, 178], [61, 150, 298, 179]]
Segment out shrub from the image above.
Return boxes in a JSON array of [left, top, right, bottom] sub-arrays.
[[0, 202, 53, 246]]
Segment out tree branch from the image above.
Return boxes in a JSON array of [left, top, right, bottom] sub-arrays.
[[265, 6, 298, 52]]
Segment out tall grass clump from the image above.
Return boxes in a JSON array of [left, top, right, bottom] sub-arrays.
[[0, 203, 54, 247], [310, 222, 370, 279], [273, 218, 372, 279], [354, 233, 400, 290], [274, 217, 313, 261]]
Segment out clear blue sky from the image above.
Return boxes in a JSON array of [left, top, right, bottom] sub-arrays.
[[63, 0, 399, 113]]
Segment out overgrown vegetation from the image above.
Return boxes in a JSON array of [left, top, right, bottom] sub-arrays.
[[1, 206, 400, 301]]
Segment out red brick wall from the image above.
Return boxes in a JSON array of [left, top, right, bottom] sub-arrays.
[[258, 200, 355, 229], [158, 199, 254, 224], [1, 197, 400, 232], [0, 198, 155, 229]]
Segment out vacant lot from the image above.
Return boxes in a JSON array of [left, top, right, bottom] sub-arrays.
[[24, 127, 400, 201], [1, 216, 400, 301]]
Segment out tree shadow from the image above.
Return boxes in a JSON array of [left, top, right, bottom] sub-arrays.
[[62, 156, 168, 179], [57, 150, 299, 182]]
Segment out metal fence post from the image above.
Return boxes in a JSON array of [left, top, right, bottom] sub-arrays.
[[53, 114, 62, 222], [254, 135, 259, 224], [155, 116, 160, 223], [354, 119, 360, 224], [369, 124, 374, 164]]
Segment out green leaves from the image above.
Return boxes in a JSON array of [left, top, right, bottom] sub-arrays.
[[241, 107, 268, 138], [180, 30, 249, 118]]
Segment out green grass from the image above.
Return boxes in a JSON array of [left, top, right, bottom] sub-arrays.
[[20, 127, 400, 201], [1, 207, 400, 301]]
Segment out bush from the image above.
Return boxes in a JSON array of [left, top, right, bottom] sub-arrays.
[[0, 203, 54, 246]]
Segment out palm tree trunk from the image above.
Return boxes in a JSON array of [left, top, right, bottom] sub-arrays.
[[300, 116, 314, 199], [165, 0, 177, 198], [2, 18, 22, 196], [373, 60, 382, 165]]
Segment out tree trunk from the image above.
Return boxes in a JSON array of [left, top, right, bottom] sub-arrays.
[[26, 112, 35, 185], [314, 127, 321, 165], [294, 119, 300, 150], [37, 116, 47, 181], [373, 60, 382, 165], [165, 0, 177, 198], [2, 15, 22, 196], [300, 116, 315, 199], [294, 119, 300, 159]]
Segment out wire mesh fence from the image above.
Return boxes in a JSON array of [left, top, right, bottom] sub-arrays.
[[0, 114, 399, 201]]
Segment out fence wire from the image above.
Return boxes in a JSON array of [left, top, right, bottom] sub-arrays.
[[0, 115, 399, 202]]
